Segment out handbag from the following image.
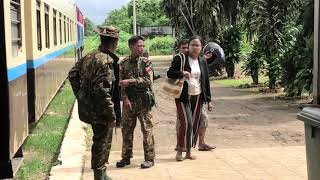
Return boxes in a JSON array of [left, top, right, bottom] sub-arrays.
[[163, 53, 186, 99]]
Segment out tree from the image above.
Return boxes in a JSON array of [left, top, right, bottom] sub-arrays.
[[244, 0, 301, 89], [104, 6, 131, 33], [84, 18, 96, 36], [220, 0, 244, 26], [242, 40, 265, 85], [129, 0, 170, 27], [279, 0, 314, 96], [105, 0, 170, 33], [161, 0, 221, 41], [221, 25, 242, 78]]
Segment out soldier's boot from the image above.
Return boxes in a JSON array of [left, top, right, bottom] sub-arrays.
[[140, 160, 154, 169], [93, 168, 112, 180], [116, 158, 130, 168]]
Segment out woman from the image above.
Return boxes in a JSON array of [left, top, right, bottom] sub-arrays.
[[167, 35, 212, 161]]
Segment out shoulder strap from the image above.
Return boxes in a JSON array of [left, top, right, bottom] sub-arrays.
[[178, 53, 186, 72]]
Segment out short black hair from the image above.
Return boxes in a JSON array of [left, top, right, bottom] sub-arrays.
[[189, 35, 203, 45], [128, 35, 145, 47], [100, 35, 118, 47], [178, 39, 189, 48]]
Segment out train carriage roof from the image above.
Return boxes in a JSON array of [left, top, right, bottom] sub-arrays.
[[43, 0, 76, 20]]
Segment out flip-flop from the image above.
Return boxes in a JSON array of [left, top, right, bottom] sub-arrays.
[[199, 144, 216, 151], [185, 155, 197, 160]]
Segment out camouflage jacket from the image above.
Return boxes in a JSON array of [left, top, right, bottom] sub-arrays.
[[68, 49, 117, 124], [119, 55, 155, 111]]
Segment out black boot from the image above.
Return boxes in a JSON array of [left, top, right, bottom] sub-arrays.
[[116, 158, 130, 168], [140, 160, 154, 169], [94, 168, 112, 180]]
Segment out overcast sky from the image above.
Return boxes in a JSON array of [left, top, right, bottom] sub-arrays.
[[76, 0, 130, 25]]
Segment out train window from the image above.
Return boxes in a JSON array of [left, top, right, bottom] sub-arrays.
[[67, 18, 69, 43], [10, 0, 22, 57], [36, 0, 42, 51], [69, 19, 71, 42], [44, 4, 50, 49], [71, 21, 74, 41], [53, 9, 57, 46], [70, 21, 72, 41], [64, 16, 66, 43], [69, 20, 72, 41], [59, 13, 62, 45]]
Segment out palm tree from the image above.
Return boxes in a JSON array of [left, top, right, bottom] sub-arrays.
[[161, 0, 222, 41], [244, 0, 301, 89], [280, 0, 314, 96]]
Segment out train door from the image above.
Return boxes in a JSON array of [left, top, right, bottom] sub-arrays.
[[0, 1, 13, 178]]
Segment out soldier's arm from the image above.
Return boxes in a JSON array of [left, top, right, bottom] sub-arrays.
[[130, 60, 153, 88], [92, 62, 116, 121], [68, 59, 81, 97], [119, 63, 129, 101]]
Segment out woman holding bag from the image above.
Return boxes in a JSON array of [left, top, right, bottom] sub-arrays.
[[167, 35, 212, 161]]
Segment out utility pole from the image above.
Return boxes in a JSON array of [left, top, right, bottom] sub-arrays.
[[133, 0, 137, 35]]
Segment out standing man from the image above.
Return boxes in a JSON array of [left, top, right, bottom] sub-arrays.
[[116, 35, 156, 169], [68, 26, 120, 180]]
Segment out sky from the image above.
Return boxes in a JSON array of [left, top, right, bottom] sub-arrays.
[[76, 0, 131, 25]]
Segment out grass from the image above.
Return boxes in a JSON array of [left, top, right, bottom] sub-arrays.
[[16, 80, 75, 180], [83, 35, 100, 55], [214, 76, 269, 87]]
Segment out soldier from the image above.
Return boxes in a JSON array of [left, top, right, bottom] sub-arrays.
[[68, 26, 120, 180], [116, 35, 156, 169]]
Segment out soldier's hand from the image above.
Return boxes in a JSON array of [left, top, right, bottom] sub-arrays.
[[124, 98, 132, 111], [119, 80, 132, 87]]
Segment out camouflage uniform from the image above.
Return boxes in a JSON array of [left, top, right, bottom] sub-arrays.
[[120, 56, 155, 161], [68, 48, 118, 170]]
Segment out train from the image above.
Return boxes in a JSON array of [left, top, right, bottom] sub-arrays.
[[0, 0, 84, 178]]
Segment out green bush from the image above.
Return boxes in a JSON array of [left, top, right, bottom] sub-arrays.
[[83, 35, 99, 55], [146, 36, 174, 56], [84, 33, 174, 56], [115, 31, 131, 55]]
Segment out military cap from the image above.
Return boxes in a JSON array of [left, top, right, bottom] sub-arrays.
[[96, 26, 120, 38]]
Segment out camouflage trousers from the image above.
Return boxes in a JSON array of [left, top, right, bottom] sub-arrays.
[[91, 122, 113, 169], [121, 107, 155, 161]]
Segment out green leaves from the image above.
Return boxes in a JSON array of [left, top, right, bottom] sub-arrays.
[[244, 0, 303, 89], [105, 0, 170, 33], [84, 18, 96, 36], [220, 25, 242, 77]]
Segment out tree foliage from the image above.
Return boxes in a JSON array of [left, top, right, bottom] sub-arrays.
[[105, 0, 170, 33], [244, 0, 302, 89], [84, 18, 96, 36], [221, 25, 242, 78]]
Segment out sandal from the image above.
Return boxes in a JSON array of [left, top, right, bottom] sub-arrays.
[[185, 155, 197, 160], [198, 144, 216, 151]]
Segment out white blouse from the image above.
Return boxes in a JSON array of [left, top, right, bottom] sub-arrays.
[[187, 57, 202, 95]]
